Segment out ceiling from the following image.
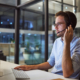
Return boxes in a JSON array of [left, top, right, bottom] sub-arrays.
[[0, 0, 79, 20]]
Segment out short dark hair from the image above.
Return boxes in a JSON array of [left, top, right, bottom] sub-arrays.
[[55, 11, 77, 30]]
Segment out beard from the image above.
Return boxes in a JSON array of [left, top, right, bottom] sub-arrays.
[[57, 32, 64, 37]]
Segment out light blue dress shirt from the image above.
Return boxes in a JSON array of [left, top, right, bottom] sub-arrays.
[[48, 34, 80, 79]]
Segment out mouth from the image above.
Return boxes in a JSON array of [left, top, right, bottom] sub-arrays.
[[56, 31, 59, 34]]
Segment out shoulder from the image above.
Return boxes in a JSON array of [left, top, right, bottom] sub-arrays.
[[71, 36, 80, 51], [71, 34, 80, 44]]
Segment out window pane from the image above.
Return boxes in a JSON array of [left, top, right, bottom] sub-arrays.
[[55, 0, 61, 2], [20, 11, 43, 31], [19, 10, 45, 65], [49, 0, 61, 14], [20, 0, 31, 4], [63, 4, 74, 13], [76, 0, 80, 12], [19, 33, 44, 65], [63, 0, 74, 5], [0, 7, 14, 29], [48, 15, 57, 57], [74, 28, 80, 37], [23, 1, 43, 12], [0, 7, 15, 63], [0, 0, 16, 6]]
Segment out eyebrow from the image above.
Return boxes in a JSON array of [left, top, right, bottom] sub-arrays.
[[55, 22, 65, 24]]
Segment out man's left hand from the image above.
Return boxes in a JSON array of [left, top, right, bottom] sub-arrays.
[[63, 25, 73, 44]]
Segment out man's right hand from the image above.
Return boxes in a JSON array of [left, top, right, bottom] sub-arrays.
[[14, 65, 38, 71], [14, 62, 52, 71]]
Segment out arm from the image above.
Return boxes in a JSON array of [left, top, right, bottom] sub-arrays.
[[62, 26, 74, 77], [14, 62, 52, 71]]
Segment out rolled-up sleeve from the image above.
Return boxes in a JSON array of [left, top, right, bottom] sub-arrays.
[[71, 42, 80, 72], [47, 44, 55, 67]]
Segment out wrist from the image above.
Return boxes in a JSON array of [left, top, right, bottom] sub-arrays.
[[30, 65, 38, 70], [35, 65, 39, 69], [64, 42, 70, 47], [64, 41, 70, 45]]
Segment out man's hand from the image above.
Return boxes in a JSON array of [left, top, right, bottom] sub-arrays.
[[14, 65, 38, 71], [63, 25, 73, 44], [62, 25, 74, 77], [14, 62, 52, 71]]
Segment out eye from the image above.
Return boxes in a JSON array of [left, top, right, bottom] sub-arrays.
[[57, 23, 60, 26]]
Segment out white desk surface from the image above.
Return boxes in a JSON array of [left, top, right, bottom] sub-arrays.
[[0, 60, 78, 80]]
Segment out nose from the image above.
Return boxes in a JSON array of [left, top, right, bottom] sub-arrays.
[[55, 25, 58, 30]]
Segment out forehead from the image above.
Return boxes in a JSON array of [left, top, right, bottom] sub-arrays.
[[55, 16, 65, 23]]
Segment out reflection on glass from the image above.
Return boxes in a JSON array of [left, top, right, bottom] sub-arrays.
[[76, 0, 79, 6], [48, 14, 56, 58], [63, 4, 74, 12], [0, 7, 15, 63], [49, 0, 61, 2], [0, 7, 14, 29], [76, 0, 79, 12], [20, 11, 43, 31], [0, 33, 14, 43], [49, 0, 61, 14], [0, 33, 15, 63], [48, 34, 53, 57], [49, 16, 55, 30], [21, 0, 31, 4], [19, 33, 45, 65], [75, 28, 80, 37], [23, 1, 43, 12]]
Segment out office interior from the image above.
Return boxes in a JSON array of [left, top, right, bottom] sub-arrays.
[[0, 0, 80, 67]]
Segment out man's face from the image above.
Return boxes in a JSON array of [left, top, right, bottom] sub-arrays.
[[55, 16, 67, 37]]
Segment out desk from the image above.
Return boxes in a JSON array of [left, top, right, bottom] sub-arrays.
[[0, 60, 78, 80]]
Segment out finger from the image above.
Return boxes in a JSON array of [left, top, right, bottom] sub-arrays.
[[15, 67, 26, 71], [67, 25, 73, 33], [68, 25, 72, 31], [18, 67, 26, 71], [65, 29, 68, 33], [70, 25, 73, 33], [14, 66, 25, 69], [68, 26, 70, 32]]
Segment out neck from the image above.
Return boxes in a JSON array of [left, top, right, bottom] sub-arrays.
[[61, 37, 63, 41], [61, 34, 64, 41]]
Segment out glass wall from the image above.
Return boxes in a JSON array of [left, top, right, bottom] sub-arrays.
[[49, 0, 61, 14], [0, 7, 14, 29], [0, 0, 16, 6], [63, 4, 74, 12], [26, 1, 43, 12], [20, 0, 30, 4], [0, 6, 15, 63], [76, 0, 79, 12], [19, 1, 45, 64], [19, 0, 79, 65], [63, 0, 74, 5]]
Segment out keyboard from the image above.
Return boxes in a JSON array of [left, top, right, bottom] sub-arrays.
[[12, 68, 30, 80]]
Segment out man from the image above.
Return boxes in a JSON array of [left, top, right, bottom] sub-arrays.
[[15, 11, 80, 79]]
